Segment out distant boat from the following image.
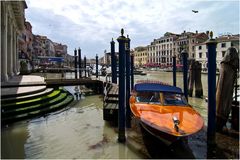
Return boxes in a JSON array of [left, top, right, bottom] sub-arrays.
[[134, 70, 147, 75], [129, 81, 204, 145]]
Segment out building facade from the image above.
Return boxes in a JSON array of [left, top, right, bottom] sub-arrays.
[[195, 34, 239, 70], [133, 46, 148, 67], [147, 32, 179, 67], [100, 51, 119, 66], [175, 31, 208, 58], [1, 1, 27, 81]]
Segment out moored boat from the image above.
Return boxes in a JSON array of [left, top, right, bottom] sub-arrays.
[[130, 81, 204, 145]]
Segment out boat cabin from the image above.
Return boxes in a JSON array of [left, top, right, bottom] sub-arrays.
[[132, 83, 188, 106]]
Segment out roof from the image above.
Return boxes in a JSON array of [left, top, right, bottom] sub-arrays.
[[135, 83, 183, 94]]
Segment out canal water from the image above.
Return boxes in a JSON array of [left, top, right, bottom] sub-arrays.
[[1, 71, 233, 159]]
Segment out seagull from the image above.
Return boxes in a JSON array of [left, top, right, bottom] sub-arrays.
[[192, 10, 198, 13]]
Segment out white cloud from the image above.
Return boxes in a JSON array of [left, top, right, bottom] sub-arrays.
[[25, 0, 239, 57]]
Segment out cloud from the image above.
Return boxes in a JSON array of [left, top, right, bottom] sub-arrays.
[[25, 0, 239, 58]]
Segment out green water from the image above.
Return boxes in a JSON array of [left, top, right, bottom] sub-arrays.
[[2, 71, 230, 159]]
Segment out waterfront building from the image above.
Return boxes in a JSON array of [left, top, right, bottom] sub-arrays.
[[65, 54, 74, 68], [133, 46, 148, 67], [1, 1, 27, 81], [18, 22, 33, 60], [195, 34, 239, 70], [147, 32, 179, 67], [54, 42, 67, 57], [175, 30, 208, 62], [33, 35, 46, 57], [45, 39, 55, 57], [100, 51, 119, 66], [53, 42, 67, 67], [24, 21, 34, 60], [145, 31, 209, 68]]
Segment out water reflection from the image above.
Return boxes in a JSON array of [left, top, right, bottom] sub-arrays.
[[1, 91, 146, 159], [1, 122, 29, 159]]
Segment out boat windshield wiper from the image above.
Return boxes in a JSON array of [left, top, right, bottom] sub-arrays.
[[148, 95, 154, 104]]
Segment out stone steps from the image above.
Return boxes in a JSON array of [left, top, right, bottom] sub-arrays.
[[1, 88, 54, 104], [1, 87, 74, 125], [1, 86, 47, 98]]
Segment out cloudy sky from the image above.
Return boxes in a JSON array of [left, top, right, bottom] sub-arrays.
[[25, 0, 239, 58]]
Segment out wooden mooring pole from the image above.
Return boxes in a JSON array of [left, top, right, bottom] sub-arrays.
[[195, 61, 203, 98], [216, 47, 239, 131], [206, 32, 217, 146], [172, 55, 177, 87], [130, 54, 134, 91], [126, 35, 131, 128], [74, 49, 77, 79], [181, 49, 188, 101], [84, 56, 87, 78], [78, 48, 82, 78], [96, 54, 98, 79], [117, 29, 126, 142], [110, 38, 117, 84], [188, 60, 195, 97]]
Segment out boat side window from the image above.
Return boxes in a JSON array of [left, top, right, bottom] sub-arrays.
[[163, 92, 188, 105]]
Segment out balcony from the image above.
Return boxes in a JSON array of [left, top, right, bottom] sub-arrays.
[[18, 33, 26, 44]]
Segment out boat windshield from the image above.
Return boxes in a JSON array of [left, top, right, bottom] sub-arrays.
[[136, 91, 160, 104], [163, 92, 188, 106]]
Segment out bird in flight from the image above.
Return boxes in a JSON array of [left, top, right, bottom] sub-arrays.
[[192, 10, 198, 13]]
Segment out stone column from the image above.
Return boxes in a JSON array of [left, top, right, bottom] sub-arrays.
[[1, 6, 8, 82], [13, 29, 17, 75], [7, 17, 13, 78], [16, 32, 20, 73]]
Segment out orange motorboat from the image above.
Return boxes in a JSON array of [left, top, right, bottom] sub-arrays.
[[130, 81, 204, 145]]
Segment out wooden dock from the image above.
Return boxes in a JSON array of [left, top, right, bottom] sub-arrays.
[[103, 82, 119, 125]]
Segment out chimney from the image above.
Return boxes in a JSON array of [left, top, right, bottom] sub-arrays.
[[206, 31, 210, 38], [196, 30, 198, 34]]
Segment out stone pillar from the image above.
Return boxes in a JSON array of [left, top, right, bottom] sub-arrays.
[[10, 20, 14, 76], [7, 17, 13, 78], [16, 32, 20, 73], [1, 7, 8, 82], [13, 29, 17, 75]]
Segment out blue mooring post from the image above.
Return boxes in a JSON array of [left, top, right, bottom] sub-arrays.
[[96, 54, 98, 79], [84, 56, 87, 78], [110, 38, 117, 83], [78, 48, 82, 78], [130, 54, 134, 91], [74, 48, 77, 79], [181, 49, 188, 101], [173, 55, 177, 87], [126, 35, 131, 128], [206, 31, 217, 146], [117, 28, 126, 142]]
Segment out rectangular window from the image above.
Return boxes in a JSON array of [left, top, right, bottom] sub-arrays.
[[199, 52, 202, 58], [199, 46, 202, 50], [221, 43, 226, 48], [192, 54, 194, 58], [222, 51, 226, 57]]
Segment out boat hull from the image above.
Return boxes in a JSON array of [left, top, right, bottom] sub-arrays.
[[140, 120, 181, 145], [130, 103, 204, 145]]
